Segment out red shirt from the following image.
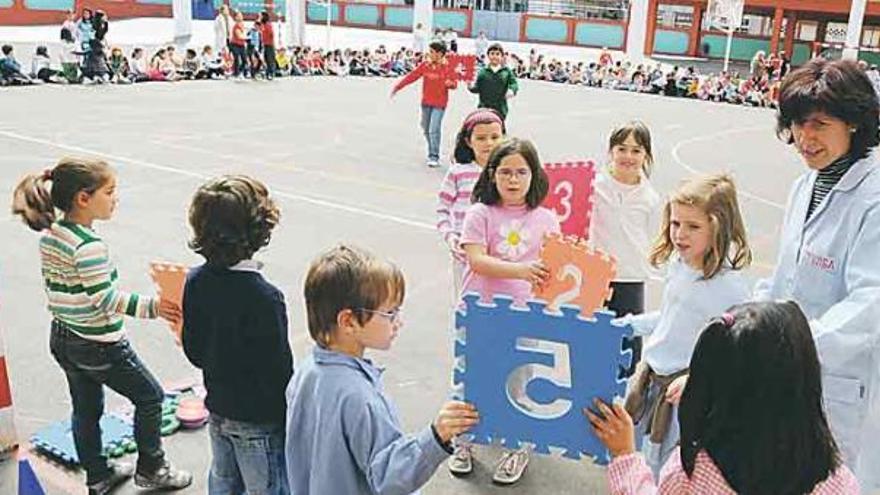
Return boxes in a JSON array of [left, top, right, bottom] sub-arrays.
[[260, 22, 275, 48], [231, 21, 247, 47], [392, 61, 458, 109]]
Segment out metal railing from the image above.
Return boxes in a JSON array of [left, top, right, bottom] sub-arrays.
[[432, 0, 627, 19]]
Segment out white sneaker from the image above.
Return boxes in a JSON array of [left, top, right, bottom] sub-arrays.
[[492, 448, 529, 485], [447, 444, 473, 475], [426, 159, 440, 168]]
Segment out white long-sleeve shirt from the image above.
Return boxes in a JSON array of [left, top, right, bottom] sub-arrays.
[[628, 258, 750, 375], [30, 55, 51, 77], [589, 170, 662, 282]]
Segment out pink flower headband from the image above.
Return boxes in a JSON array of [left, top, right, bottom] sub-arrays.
[[462, 109, 502, 131]]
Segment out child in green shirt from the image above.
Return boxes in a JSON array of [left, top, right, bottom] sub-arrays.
[[469, 43, 518, 120]]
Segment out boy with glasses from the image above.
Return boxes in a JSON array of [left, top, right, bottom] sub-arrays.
[[285, 245, 479, 494]]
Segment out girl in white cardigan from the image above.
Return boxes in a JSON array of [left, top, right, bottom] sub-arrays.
[[589, 121, 661, 377]]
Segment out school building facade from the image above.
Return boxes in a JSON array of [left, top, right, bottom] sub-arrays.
[[3, 0, 880, 65]]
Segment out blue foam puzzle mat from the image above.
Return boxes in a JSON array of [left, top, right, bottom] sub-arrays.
[[30, 413, 133, 465], [454, 294, 632, 464]]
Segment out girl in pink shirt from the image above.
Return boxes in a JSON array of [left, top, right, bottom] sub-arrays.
[[588, 301, 860, 495], [436, 108, 506, 296], [451, 138, 560, 484]]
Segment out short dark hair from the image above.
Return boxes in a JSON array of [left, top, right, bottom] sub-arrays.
[[777, 59, 880, 162], [304, 245, 405, 348], [428, 40, 447, 54], [487, 43, 504, 55], [471, 138, 549, 208], [1, 45, 12, 55], [679, 301, 840, 494], [188, 175, 280, 268]]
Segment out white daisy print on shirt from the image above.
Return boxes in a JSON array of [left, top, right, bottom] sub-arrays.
[[496, 219, 530, 259]]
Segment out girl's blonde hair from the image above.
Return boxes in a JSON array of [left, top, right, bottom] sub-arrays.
[[11, 157, 113, 231], [649, 173, 752, 279]]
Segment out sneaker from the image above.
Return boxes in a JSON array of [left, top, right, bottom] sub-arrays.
[[87, 461, 134, 495], [134, 461, 192, 490], [447, 444, 473, 475], [492, 448, 529, 485], [426, 159, 440, 168]]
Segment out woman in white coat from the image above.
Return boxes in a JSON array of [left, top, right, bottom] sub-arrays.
[[213, 5, 233, 56], [756, 58, 880, 492]]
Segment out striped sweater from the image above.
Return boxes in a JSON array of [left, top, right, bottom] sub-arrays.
[[436, 161, 482, 245], [40, 221, 157, 342]]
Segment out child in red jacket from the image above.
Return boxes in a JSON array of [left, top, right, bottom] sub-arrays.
[[391, 41, 457, 168]]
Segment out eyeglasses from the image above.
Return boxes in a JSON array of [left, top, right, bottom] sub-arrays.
[[358, 307, 403, 324], [495, 168, 531, 180]]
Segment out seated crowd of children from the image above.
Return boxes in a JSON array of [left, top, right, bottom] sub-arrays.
[[2, 34, 801, 109], [512, 49, 785, 108]]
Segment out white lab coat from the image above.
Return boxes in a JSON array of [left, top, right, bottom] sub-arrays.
[[755, 151, 880, 492], [214, 13, 232, 54]]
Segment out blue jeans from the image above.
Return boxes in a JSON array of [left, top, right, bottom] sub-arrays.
[[420, 104, 445, 161], [208, 413, 288, 495], [49, 321, 165, 484]]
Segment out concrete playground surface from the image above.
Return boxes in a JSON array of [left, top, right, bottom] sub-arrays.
[[0, 25, 802, 495]]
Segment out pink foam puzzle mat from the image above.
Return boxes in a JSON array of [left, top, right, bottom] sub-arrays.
[[534, 233, 616, 318], [447, 54, 477, 83], [148, 262, 188, 345], [542, 161, 596, 239]]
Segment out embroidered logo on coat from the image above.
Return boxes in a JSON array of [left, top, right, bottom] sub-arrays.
[[802, 250, 837, 273]]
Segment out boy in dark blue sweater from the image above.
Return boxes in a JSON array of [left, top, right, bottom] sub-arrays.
[[182, 175, 293, 495]]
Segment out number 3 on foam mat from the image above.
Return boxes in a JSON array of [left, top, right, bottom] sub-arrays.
[[542, 161, 596, 238]]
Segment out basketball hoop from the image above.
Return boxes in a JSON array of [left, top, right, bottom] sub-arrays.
[[707, 0, 744, 32], [707, 0, 745, 72]]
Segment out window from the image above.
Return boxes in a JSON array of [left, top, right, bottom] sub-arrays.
[[796, 20, 818, 42], [862, 25, 880, 48], [519, 0, 627, 19], [657, 4, 693, 29]]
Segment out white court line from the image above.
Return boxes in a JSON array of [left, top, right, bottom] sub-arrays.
[[670, 126, 786, 210], [167, 123, 293, 142], [151, 139, 436, 198], [0, 130, 436, 232]]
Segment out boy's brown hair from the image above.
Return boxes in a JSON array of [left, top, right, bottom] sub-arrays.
[[188, 175, 280, 268], [304, 245, 405, 348]]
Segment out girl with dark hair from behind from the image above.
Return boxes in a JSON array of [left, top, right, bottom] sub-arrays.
[[589, 301, 860, 494]]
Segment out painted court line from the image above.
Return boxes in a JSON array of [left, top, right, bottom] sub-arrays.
[[0, 130, 436, 232], [671, 126, 786, 210], [153, 139, 436, 199]]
